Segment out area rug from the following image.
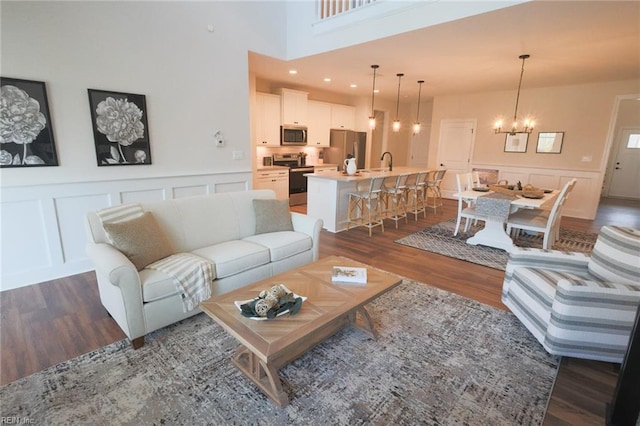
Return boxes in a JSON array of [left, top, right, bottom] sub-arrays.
[[0, 280, 558, 425], [395, 218, 597, 271]]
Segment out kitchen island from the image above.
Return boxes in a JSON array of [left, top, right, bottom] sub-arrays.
[[306, 167, 430, 233]]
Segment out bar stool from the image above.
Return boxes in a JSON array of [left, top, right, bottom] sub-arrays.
[[346, 176, 386, 237], [382, 173, 409, 228], [406, 171, 428, 220], [424, 169, 446, 214]]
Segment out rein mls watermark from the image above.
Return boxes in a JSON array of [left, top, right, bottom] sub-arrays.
[[0, 418, 34, 424]]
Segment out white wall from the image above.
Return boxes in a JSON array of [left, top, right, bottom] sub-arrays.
[[285, 1, 526, 59], [1, 1, 287, 187], [428, 79, 640, 220], [0, 1, 287, 290], [430, 80, 640, 173]]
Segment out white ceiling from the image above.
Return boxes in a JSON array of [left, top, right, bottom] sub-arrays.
[[249, 1, 640, 103]]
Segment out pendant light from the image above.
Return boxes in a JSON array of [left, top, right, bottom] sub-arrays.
[[368, 65, 379, 129], [392, 73, 404, 133], [412, 80, 424, 135], [494, 54, 535, 135]]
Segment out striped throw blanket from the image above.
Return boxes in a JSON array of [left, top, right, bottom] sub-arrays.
[[147, 253, 214, 312]]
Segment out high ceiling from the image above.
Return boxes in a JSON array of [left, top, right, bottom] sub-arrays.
[[249, 1, 640, 103]]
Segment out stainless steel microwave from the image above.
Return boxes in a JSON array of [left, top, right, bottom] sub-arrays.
[[280, 125, 307, 146]]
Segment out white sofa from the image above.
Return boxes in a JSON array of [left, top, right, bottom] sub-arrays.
[[85, 190, 323, 348]]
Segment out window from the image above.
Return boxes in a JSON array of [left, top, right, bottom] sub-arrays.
[[626, 133, 640, 149]]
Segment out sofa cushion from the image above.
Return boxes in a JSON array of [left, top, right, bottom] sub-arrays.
[[588, 225, 640, 286], [243, 231, 312, 262], [103, 212, 174, 270], [253, 199, 293, 234], [139, 268, 183, 302], [191, 240, 270, 278]]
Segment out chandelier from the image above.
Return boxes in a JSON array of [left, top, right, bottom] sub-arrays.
[[494, 54, 535, 135]]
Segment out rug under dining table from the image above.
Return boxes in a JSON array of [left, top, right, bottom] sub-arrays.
[[395, 218, 597, 270]]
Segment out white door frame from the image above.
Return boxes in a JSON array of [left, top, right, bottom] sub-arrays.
[[600, 94, 640, 198], [437, 118, 477, 198], [604, 126, 640, 199]]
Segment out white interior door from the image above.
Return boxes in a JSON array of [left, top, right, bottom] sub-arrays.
[[608, 128, 640, 199], [436, 119, 476, 197]]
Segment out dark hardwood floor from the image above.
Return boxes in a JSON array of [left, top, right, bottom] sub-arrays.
[[1, 196, 638, 424]]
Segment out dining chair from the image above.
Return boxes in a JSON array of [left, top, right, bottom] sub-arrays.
[[346, 176, 386, 237], [454, 172, 484, 236], [467, 171, 481, 189], [383, 173, 409, 228], [506, 178, 577, 249]]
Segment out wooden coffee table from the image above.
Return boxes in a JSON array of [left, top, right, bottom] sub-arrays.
[[199, 255, 402, 407]]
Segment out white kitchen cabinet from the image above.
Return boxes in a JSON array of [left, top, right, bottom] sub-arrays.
[[254, 169, 289, 200], [277, 88, 308, 126], [330, 104, 356, 130], [306, 101, 331, 147], [255, 93, 281, 147]]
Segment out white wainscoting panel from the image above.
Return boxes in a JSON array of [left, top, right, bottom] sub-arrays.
[[1, 171, 252, 291], [1, 199, 52, 274], [215, 181, 249, 193], [55, 194, 108, 264], [121, 189, 167, 204], [527, 174, 560, 190], [173, 185, 208, 199]]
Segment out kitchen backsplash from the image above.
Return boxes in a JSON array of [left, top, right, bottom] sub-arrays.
[[256, 146, 325, 167]]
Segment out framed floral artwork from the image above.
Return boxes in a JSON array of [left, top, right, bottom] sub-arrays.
[[0, 77, 59, 167], [88, 89, 151, 166]]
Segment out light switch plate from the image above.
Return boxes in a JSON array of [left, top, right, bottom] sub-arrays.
[[232, 151, 243, 160], [214, 130, 224, 147]]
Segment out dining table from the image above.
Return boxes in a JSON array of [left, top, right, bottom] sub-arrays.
[[452, 188, 560, 251]]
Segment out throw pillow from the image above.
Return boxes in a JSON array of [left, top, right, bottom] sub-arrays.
[[253, 199, 294, 235], [103, 211, 175, 271]]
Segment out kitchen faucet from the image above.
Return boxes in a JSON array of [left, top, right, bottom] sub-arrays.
[[380, 151, 393, 171]]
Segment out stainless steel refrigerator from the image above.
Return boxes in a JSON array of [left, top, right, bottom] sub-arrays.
[[326, 130, 367, 171]]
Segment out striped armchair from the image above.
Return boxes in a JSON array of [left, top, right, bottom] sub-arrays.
[[502, 225, 640, 363]]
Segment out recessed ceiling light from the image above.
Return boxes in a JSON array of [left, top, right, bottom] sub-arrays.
[[350, 84, 357, 88], [289, 70, 298, 75], [324, 77, 331, 82], [374, 89, 379, 94]]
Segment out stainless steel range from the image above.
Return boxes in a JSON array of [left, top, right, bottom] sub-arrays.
[[272, 154, 314, 206]]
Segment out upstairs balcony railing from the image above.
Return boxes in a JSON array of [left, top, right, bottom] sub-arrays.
[[317, 0, 377, 20]]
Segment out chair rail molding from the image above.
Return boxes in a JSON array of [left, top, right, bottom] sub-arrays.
[[1, 172, 252, 291]]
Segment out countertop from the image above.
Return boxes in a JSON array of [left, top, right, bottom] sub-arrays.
[[256, 164, 338, 172], [256, 165, 290, 172], [311, 163, 339, 168], [305, 166, 429, 181]]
